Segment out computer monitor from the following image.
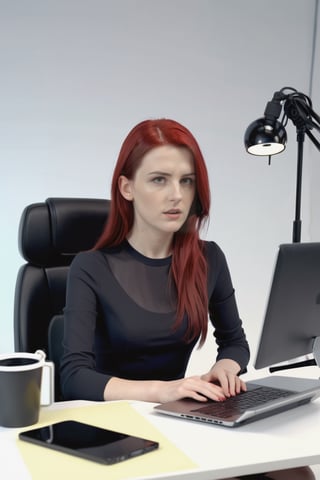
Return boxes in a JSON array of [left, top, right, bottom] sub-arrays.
[[254, 242, 320, 370]]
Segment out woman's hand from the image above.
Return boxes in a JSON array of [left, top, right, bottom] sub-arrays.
[[105, 375, 227, 403], [201, 359, 247, 398], [104, 360, 246, 403], [156, 375, 227, 404]]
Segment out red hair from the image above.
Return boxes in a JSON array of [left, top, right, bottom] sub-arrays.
[[94, 119, 211, 345]]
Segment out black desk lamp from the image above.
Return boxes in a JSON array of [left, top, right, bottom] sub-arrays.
[[244, 87, 320, 243], [245, 88, 320, 372]]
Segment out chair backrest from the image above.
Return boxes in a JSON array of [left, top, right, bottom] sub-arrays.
[[14, 197, 110, 400]]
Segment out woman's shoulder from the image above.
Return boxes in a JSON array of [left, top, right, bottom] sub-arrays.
[[70, 248, 111, 270], [71, 243, 125, 268], [202, 240, 226, 263]]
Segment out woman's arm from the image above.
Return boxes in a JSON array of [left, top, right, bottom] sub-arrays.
[[60, 252, 114, 400], [204, 243, 250, 396], [104, 375, 227, 403]]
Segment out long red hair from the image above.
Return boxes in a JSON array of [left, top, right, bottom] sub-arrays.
[[94, 119, 211, 345]]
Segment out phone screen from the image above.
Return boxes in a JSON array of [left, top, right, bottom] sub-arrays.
[[19, 420, 159, 464]]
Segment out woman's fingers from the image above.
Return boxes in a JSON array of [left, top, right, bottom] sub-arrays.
[[159, 373, 247, 404], [178, 376, 226, 402], [159, 376, 227, 403], [202, 361, 247, 398]]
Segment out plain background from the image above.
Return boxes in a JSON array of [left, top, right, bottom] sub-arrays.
[[1, 0, 320, 376]]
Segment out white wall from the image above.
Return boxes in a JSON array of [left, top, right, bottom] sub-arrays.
[[1, 1, 319, 374]]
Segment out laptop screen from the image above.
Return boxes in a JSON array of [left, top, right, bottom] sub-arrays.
[[254, 242, 320, 369]]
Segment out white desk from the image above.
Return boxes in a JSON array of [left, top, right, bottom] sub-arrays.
[[1, 366, 320, 480]]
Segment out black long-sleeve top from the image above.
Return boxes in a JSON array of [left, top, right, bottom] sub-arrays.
[[60, 240, 250, 400]]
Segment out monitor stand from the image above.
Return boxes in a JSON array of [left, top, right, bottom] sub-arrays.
[[269, 336, 320, 373]]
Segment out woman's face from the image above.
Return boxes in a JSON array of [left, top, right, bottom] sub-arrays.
[[119, 145, 196, 238]]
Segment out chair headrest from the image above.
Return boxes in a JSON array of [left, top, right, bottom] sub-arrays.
[[19, 198, 110, 266]]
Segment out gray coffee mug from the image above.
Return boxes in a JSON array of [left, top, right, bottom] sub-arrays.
[[0, 350, 54, 428]]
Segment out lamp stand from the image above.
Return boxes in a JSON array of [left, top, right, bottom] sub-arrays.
[[292, 128, 305, 243]]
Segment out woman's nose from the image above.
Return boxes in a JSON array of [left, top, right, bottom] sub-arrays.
[[169, 181, 182, 200]]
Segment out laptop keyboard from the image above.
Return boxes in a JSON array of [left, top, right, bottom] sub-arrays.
[[192, 386, 293, 417]]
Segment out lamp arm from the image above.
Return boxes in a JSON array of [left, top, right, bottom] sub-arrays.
[[306, 129, 320, 151], [306, 104, 320, 150], [309, 105, 320, 126], [284, 95, 320, 136]]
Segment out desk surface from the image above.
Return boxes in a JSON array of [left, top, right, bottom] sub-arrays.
[[1, 366, 320, 480]]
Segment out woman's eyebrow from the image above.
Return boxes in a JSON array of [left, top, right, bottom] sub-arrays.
[[148, 171, 171, 176], [147, 171, 196, 176]]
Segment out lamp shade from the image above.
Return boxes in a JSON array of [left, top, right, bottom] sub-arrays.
[[244, 118, 287, 155]]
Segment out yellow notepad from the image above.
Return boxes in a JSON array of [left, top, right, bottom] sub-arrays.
[[17, 401, 197, 480]]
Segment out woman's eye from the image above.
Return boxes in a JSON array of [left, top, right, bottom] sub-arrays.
[[181, 177, 194, 185], [152, 176, 166, 184]]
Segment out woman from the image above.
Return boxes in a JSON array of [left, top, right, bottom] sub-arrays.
[[60, 119, 314, 479], [61, 118, 249, 403]]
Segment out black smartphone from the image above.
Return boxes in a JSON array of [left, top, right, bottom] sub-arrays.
[[19, 420, 159, 465]]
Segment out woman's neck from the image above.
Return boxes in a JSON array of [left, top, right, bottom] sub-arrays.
[[126, 232, 173, 259]]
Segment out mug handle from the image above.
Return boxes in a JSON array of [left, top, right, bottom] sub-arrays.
[[35, 350, 55, 405], [41, 361, 55, 406]]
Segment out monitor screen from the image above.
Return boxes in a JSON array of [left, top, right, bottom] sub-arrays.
[[254, 242, 320, 369]]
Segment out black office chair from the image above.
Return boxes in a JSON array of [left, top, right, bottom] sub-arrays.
[[14, 197, 110, 401]]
